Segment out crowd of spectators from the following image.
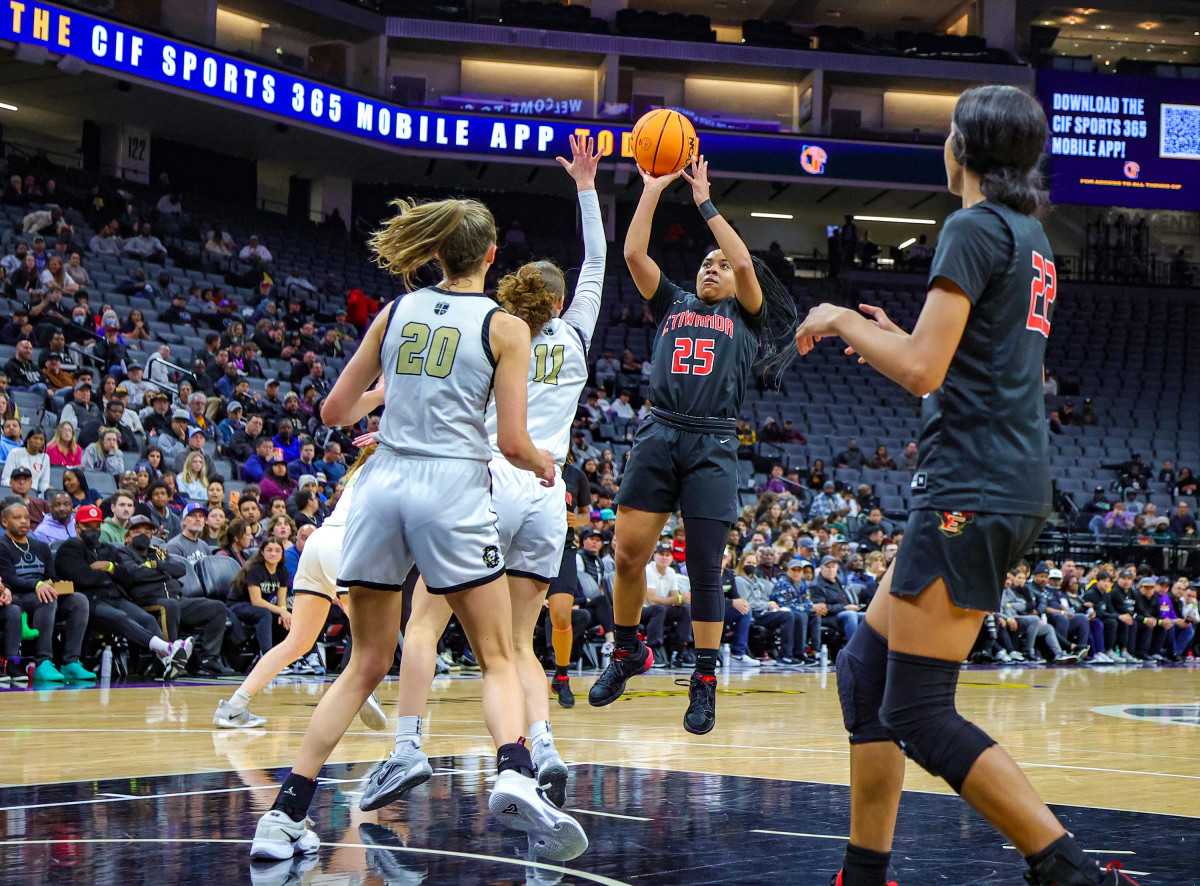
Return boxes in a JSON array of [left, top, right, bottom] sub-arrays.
[[0, 159, 372, 685]]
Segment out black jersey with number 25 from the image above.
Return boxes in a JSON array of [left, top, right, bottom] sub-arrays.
[[910, 200, 1057, 518], [646, 273, 762, 420]]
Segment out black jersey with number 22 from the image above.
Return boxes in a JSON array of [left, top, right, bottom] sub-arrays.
[[647, 273, 762, 420], [910, 200, 1056, 519]]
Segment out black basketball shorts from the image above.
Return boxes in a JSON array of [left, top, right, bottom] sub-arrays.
[[890, 508, 1046, 612], [547, 543, 578, 597], [613, 418, 738, 523]]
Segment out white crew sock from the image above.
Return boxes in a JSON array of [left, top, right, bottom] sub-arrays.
[[529, 720, 555, 759], [395, 715, 422, 749], [149, 636, 171, 655], [229, 688, 252, 710]]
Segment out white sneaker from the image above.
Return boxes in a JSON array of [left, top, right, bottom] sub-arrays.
[[728, 653, 761, 668], [304, 650, 326, 676], [249, 809, 320, 860], [1009, 650, 1027, 662], [214, 699, 267, 728], [996, 649, 1012, 663], [1093, 652, 1112, 664], [1121, 650, 1139, 663], [488, 769, 588, 862], [358, 691, 387, 731], [533, 747, 568, 809], [359, 743, 433, 811]]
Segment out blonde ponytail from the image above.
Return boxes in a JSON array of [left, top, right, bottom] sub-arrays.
[[370, 198, 496, 289]]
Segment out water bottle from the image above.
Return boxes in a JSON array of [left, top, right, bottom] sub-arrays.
[[100, 646, 112, 680], [719, 643, 731, 669], [819, 644, 829, 668]]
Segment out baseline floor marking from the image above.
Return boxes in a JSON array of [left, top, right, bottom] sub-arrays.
[[0, 783, 277, 812], [751, 829, 849, 841], [0, 838, 632, 886], [1003, 846, 1136, 855], [565, 808, 651, 822]]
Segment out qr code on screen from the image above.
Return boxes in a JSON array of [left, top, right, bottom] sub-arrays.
[[1160, 104, 1200, 159]]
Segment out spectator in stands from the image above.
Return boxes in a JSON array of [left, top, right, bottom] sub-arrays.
[[217, 517, 253, 565], [176, 452, 209, 502], [286, 440, 318, 480], [154, 410, 190, 462], [80, 401, 137, 453], [7, 466, 47, 528], [2, 429, 50, 493], [1174, 468, 1198, 497], [229, 538, 289, 654], [242, 436, 275, 483], [809, 481, 841, 520], [64, 252, 89, 292], [316, 442, 346, 485], [0, 419, 20, 465], [643, 544, 693, 668], [99, 490, 137, 544], [1169, 500, 1197, 539], [30, 491, 74, 544], [239, 235, 272, 265], [1165, 577, 1196, 660], [39, 256, 77, 297], [770, 557, 820, 665], [5, 340, 47, 397], [171, 425, 216, 478], [272, 418, 300, 462], [0, 500, 93, 682], [60, 468, 100, 510], [1132, 576, 1166, 661], [60, 382, 101, 429], [56, 504, 190, 678], [80, 428, 124, 474], [811, 555, 862, 642], [123, 223, 167, 262], [138, 480, 181, 539], [835, 439, 866, 470], [260, 457, 296, 502], [1031, 562, 1090, 655], [0, 307, 32, 346], [40, 353, 73, 393], [866, 445, 896, 470], [46, 421, 81, 468], [757, 464, 788, 496]]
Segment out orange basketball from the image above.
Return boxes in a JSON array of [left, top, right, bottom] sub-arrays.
[[631, 109, 699, 177]]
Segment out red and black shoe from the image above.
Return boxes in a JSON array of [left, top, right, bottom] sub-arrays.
[[1098, 862, 1143, 885], [588, 641, 652, 707], [551, 674, 575, 709], [830, 870, 898, 886], [677, 672, 717, 735]]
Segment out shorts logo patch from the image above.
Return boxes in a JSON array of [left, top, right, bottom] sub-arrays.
[[938, 511, 974, 538], [434, 301, 450, 315], [911, 472, 928, 491], [483, 545, 501, 569]]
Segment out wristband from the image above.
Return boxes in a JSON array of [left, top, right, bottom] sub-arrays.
[[677, 593, 683, 605], [106, 562, 114, 573], [698, 199, 719, 221]]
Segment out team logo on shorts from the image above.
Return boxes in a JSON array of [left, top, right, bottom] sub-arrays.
[[434, 301, 450, 315], [483, 545, 501, 568], [938, 511, 974, 538]]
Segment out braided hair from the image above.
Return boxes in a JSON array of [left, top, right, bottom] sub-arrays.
[[750, 255, 800, 381]]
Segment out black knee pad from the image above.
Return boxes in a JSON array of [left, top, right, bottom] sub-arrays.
[[835, 622, 891, 744], [878, 650, 996, 794]]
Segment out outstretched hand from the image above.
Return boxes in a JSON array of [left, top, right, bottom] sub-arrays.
[[680, 154, 711, 206], [637, 163, 684, 194], [794, 303, 848, 356], [842, 303, 903, 363], [555, 134, 603, 191]]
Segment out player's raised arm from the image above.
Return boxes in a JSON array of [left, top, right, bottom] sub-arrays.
[[557, 134, 607, 348], [624, 165, 683, 299], [681, 155, 762, 317]]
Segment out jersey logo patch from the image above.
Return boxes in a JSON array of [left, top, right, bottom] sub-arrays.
[[434, 301, 450, 315], [938, 512, 974, 538], [483, 545, 501, 569]]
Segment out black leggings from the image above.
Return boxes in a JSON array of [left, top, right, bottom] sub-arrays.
[[89, 598, 166, 649], [682, 517, 729, 624]]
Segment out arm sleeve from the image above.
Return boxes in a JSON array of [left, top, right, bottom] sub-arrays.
[[927, 208, 1012, 305], [560, 190, 607, 352]]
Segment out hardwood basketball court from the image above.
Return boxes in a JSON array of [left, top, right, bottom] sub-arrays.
[[0, 664, 1196, 884]]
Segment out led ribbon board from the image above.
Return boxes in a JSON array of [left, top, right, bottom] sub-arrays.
[[1, 1, 946, 186]]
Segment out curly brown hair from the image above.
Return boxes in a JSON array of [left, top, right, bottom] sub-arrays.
[[496, 261, 565, 336]]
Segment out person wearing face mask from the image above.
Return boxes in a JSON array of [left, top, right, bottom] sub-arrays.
[[54, 505, 192, 679], [118, 514, 233, 676]]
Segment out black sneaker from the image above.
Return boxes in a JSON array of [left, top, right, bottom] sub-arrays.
[[677, 672, 717, 735], [198, 657, 236, 677], [1024, 856, 1144, 885], [551, 675, 575, 709], [676, 649, 696, 667], [588, 642, 652, 707]]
